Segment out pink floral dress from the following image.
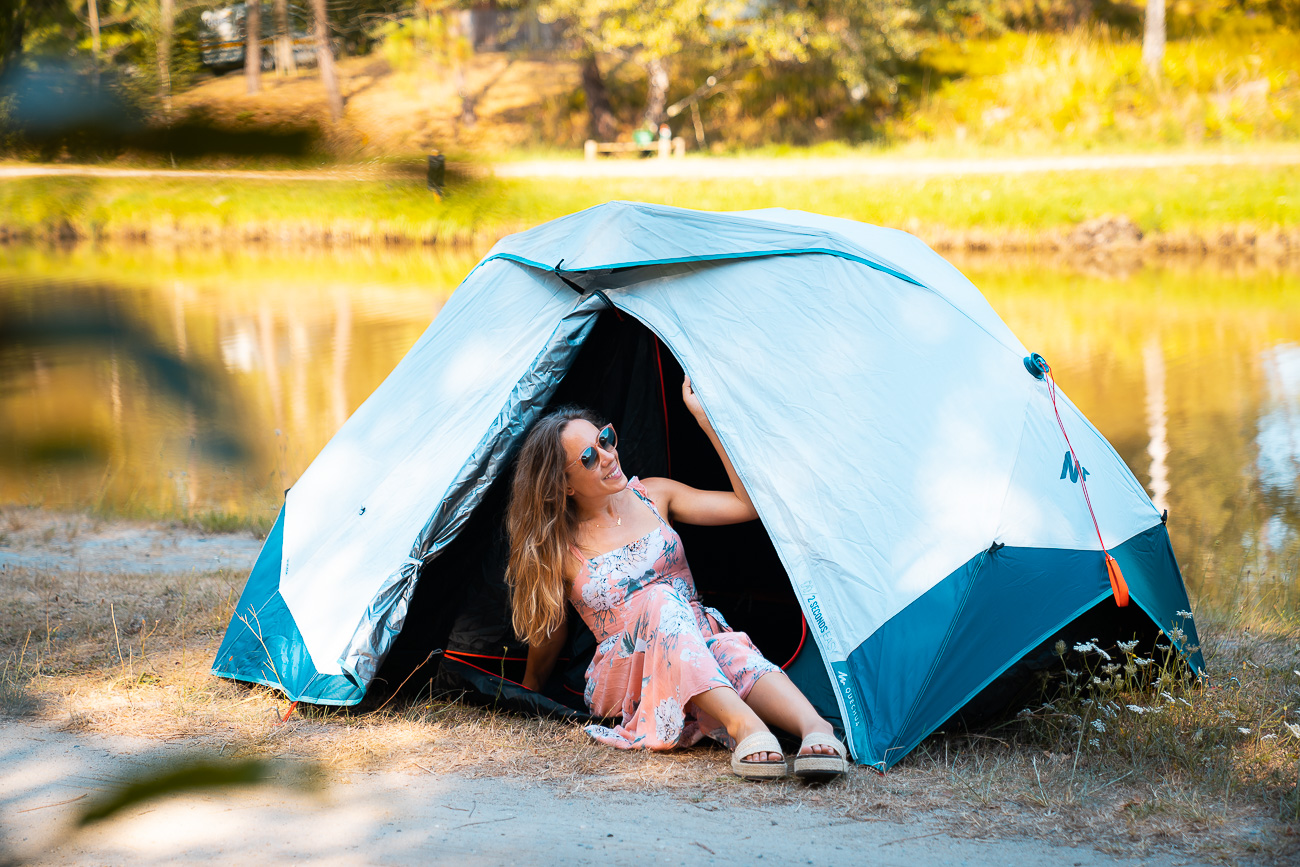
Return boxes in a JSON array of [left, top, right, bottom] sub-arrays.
[[569, 478, 780, 750]]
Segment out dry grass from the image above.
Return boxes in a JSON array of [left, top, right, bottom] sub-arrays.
[[2, 513, 1298, 863]]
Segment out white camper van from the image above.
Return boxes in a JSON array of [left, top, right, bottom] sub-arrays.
[[199, 3, 316, 73]]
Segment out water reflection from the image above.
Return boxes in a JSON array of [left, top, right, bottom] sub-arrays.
[[0, 243, 478, 524], [0, 244, 1296, 617], [964, 257, 1300, 617]]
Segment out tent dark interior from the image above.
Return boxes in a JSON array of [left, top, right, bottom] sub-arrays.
[[371, 307, 1163, 749]]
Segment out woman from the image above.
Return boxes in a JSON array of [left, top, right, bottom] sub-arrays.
[[505, 377, 848, 781]]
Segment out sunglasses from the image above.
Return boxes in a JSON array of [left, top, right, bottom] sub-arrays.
[[565, 424, 618, 471]]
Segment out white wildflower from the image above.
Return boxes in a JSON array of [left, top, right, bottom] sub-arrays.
[[1178, 697, 1193, 708], [1117, 640, 1140, 653], [1218, 710, 1236, 719], [1124, 663, 1137, 677], [1041, 702, 1056, 710], [1066, 669, 1081, 677], [1081, 699, 1095, 707], [1073, 642, 1095, 654], [1091, 719, 1107, 732], [1067, 715, 1082, 727], [1175, 610, 1193, 618], [1089, 738, 1100, 747], [1135, 657, 1152, 666], [1169, 627, 1187, 643], [1284, 723, 1300, 740], [1155, 643, 1171, 651], [1127, 704, 1145, 714], [1262, 734, 1277, 740], [1160, 691, 1175, 703], [1017, 708, 1034, 718], [1237, 727, 1251, 735], [1092, 677, 1104, 685], [1103, 663, 1120, 676]]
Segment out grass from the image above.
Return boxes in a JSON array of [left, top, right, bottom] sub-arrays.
[[888, 28, 1300, 152], [1, 161, 1297, 251], [2, 506, 1297, 862]]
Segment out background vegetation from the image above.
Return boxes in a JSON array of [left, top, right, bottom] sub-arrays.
[[1, 0, 1297, 159]]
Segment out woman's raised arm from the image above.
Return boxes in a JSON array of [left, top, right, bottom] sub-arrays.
[[643, 377, 759, 527]]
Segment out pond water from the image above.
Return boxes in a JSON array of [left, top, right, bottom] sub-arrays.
[[2, 243, 1297, 618]]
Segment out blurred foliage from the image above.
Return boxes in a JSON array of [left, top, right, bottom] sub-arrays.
[[0, 0, 1297, 155], [376, 1, 470, 73], [77, 756, 320, 826], [994, 0, 1299, 31], [887, 28, 1300, 148]]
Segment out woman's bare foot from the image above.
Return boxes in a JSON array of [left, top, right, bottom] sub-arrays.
[[798, 720, 841, 757]]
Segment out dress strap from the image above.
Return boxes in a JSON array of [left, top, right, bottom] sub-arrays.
[[627, 477, 668, 527]]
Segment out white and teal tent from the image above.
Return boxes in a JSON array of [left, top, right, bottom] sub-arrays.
[[213, 202, 1203, 769]]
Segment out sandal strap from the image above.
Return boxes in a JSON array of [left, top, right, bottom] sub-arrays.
[[733, 731, 783, 762], [798, 732, 847, 758]]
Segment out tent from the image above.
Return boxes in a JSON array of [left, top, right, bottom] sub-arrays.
[[212, 201, 1204, 770]]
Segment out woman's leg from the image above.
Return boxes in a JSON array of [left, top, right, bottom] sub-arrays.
[[743, 672, 840, 756], [689, 686, 782, 762]]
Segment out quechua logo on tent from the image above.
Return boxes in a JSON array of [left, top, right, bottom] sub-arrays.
[[1059, 451, 1091, 484]]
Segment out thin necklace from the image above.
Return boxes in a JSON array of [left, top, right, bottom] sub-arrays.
[[586, 498, 622, 529]]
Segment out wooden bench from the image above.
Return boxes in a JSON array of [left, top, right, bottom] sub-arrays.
[[584, 137, 686, 160]]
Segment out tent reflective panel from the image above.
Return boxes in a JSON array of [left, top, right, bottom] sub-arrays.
[[213, 202, 1203, 769]]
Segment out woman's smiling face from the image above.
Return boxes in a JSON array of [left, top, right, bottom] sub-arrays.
[[561, 419, 626, 498]]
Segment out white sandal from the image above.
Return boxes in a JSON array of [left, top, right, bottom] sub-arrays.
[[792, 732, 848, 781], [730, 731, 787, 780]]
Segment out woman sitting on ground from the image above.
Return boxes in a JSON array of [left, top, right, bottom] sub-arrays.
[[505, 377, 848, 781]]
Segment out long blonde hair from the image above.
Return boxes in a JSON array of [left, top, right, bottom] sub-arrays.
[[505, 407, 600, 645]]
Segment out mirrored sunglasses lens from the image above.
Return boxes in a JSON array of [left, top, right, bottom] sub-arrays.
[[598, 425, 617, 451], [580, 447, 599, 470]]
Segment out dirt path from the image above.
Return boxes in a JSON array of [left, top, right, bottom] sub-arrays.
[[0, 721, 1197, 867], [2, 149, 1298, 184]]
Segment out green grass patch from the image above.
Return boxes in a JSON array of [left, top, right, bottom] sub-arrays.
[[1, 163, 1296, 245]]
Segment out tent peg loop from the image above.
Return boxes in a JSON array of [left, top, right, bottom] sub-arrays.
[[1161, 509, 1168, 525], [987, 541, 1005, 554]]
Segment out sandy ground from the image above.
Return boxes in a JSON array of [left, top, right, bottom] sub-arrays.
[[0, 515, 263, 577], [0, 513, 1245, 866], [0, 721, 1209, 867]]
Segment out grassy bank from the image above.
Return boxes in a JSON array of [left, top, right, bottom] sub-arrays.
[[888, 29, 1300, 152], [2, 161, 1298, 253], [0, 509, 1297, 863]]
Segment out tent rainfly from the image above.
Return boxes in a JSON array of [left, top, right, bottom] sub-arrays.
[[213, 202, 1204, 770]]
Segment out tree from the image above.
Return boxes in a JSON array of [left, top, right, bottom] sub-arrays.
[[87, 0, 102, 89], [272, 0, 295, 75], [310, 0, 341, 120], [538, 0, 984, 137], [157, 0, 173, 110], [0, 0, 71, 79], [1142, 0, 1165, 77], [244, 0, 261, 93], [538, 0, 742, 131]]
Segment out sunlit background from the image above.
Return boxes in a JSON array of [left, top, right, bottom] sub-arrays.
[[2, 0, 1298, 624]]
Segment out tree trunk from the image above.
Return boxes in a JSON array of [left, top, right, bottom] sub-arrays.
[[244, 0, 262, 94], [1142, 0, 1165, 77], [581, 53, 617, 141], [158, 0, 174, 111], [273, 0, 295, 76], [642, 56, 668, 130], [0, 1, 29, 80], [310, 0, 342, 121], [87, 0, 101, 90]]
